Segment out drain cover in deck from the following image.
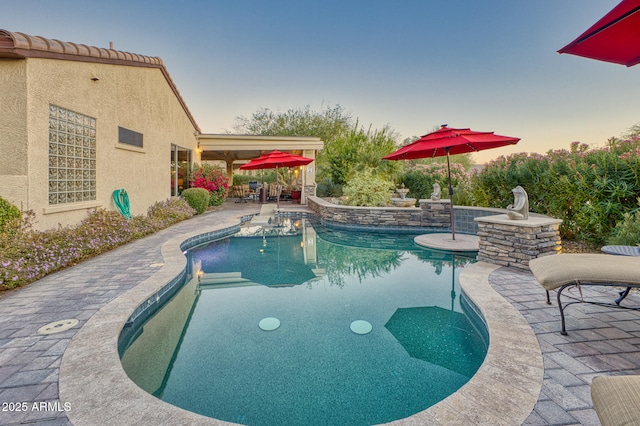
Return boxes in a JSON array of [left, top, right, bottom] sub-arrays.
[[37, 319, 79, 335]]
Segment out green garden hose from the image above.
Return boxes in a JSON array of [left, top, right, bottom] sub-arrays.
[[113, 189, 133, 219]]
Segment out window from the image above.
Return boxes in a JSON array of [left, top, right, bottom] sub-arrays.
[[171, 144, 191, 196], [48, 105, 96, 204], [118, 126, 143, 148]]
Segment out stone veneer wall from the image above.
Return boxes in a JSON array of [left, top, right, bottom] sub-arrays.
[[475, 214, 562, 270], [307, 197, 424, 229], [306, 196, 563, 271], [307, 196, 504, 233], [454, 206, 506, 235]]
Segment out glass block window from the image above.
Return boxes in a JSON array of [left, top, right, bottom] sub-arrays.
[[48, 105, 97, 205]]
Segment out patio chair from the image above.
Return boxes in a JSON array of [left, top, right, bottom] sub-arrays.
[[233, 184, 253, 203], [248, 181, 260, 202], [529, 253, 640, 335], [267, 184, 282, 202], [280, 185, 292, 200]]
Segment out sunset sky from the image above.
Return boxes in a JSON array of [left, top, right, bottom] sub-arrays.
[[4, 0, 638, 163]]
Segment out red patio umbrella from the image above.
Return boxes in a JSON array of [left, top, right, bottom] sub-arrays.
[[240, 150, 313, 208], [383, 125, 519, 240], [558, 0, 640, 67]]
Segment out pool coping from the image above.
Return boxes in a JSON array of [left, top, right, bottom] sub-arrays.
[[59, 216, 544, 425]]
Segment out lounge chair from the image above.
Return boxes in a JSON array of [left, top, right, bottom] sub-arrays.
[[529, 254, 640, 335], [591, 375, 640, 426]]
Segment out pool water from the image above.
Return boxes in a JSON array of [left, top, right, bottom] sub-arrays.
[[120, 219, 487, 425]]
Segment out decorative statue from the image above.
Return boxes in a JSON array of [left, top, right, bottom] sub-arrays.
[[390, 183, 416, 207], [430, 182, 441, 201], [506, 185, 529, 220], [395, 183, 410, 200]]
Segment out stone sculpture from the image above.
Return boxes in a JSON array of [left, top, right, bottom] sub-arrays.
[[430, 182, 441, 201], [506, 185, 529, 220]]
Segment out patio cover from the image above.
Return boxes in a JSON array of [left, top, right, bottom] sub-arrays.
[[196, 134, 323, 182]]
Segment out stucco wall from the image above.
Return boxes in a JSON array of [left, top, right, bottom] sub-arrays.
[[0, 60, 29, 209], [1, 57, 198, 230]]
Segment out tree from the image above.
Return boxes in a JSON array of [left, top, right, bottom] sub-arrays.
[[233, 104, 353, 144], [624, 122, 640, 139], [233, 104, 402, 183], [323, 122, 401, 185]]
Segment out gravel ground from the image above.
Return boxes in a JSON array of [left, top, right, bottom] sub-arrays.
[[561, 239, 602, 253]]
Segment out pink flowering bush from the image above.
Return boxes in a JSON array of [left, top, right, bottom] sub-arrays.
[[471, 137, 640, 243], [0, 198, 195, 290], [189, 164, 229, 206]]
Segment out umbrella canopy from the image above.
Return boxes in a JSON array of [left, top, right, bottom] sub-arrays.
[[558, 0, 640, 67], [384, 306, 486, 378], [239, 150, 313, 170], [382, 125, 520, 160], [240, 150, 313, 207], [383, 125, 519, 239]]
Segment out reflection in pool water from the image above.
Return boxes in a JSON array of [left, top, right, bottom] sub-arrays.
[[119, 219, 487, 425]]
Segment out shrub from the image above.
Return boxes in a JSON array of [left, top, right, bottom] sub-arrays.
[[401, 162, 474, 205], [147, 198, 195, 228], [0, 196, 21, 230], [233, 172, 275, 186], [342, 168, 395, 206], [607, 207, 640, 246], [75, 209, 134, 253], [232, 174, 252, 186], [180, 188, 210, 214], [0, 198, 195, 290], [189, 164, 229, 206], [316, 177, 343, 198]]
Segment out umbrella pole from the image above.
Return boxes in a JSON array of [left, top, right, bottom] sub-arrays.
[[276, 165, 280, 210], [446, 148, 455, 240], [451, 254, 456, 312]]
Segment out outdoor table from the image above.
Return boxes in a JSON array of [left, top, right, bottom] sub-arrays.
[[601, 245, 640, 256], [601, 245, 640, 303]]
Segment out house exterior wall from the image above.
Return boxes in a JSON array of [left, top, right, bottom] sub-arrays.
[[0, 57, 198, 230], [0, 60, 29, 209]]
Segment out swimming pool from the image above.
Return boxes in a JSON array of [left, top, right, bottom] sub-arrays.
[[119, 219, 487, 425]]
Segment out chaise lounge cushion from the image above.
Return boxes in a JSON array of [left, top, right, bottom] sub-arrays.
[[529, 254, 640, 291], [592, 375, 640, 426]]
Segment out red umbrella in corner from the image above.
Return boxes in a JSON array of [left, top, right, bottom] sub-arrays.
[[240, 150, 313, 208], [558, 0, 640, 67], [383, 125, 519, 240]]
